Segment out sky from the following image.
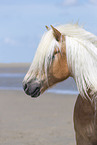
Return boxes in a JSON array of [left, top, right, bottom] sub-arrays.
[[0, 0, 97, 63]]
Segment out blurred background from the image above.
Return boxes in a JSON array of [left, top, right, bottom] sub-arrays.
[[0, 0, 97, 63]]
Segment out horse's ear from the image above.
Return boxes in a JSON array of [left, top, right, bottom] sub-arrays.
[[45, 25, 50, 31], [51, 25, 61, 41]]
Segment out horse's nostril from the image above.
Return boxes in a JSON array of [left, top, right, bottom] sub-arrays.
[[23, 83, 30, 95], [23, 83, 28, 91]]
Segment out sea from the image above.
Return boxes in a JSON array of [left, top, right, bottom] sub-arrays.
[[0, 64, 78, 95]]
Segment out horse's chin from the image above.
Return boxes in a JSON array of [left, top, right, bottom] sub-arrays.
[[31, 91, 41, 98], [29, 88, 41, 98]]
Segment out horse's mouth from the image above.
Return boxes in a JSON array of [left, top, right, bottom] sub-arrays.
[[31, 87, 41, 98]]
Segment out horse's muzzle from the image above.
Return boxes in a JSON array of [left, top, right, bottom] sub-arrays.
[[23, 82, 41, 98]]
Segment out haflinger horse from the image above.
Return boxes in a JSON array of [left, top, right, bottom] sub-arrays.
[[23, 23, 97, 145]]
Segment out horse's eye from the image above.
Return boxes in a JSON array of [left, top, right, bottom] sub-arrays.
[[52, 53, 57, 60], [52, 51, 60, 60], [52, 55, 55, 60]]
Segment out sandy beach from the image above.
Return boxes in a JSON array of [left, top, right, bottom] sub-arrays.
[[0, 90, 76, 145], [0, 63, 77, 145]]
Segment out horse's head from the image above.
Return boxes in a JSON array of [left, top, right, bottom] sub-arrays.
[[23, 25, 70, 97]]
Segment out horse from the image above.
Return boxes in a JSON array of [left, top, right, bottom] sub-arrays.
[[23, 23, 97, 145]]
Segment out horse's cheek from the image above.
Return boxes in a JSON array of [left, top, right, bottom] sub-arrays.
[[51, 57, 64, 79]]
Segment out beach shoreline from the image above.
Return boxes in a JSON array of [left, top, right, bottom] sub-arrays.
[[0, 63, 77, 94], [0, 63, 30, 74]]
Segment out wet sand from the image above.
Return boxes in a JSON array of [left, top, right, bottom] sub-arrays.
[[0, 90, 76, 145]]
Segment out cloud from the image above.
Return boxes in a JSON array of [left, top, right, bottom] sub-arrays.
[[89, 0, 97, 5], [63, 0, 77, 6], [4, 38, 16, 45]]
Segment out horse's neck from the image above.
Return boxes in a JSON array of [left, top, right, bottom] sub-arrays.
[[66, 36, 97, 101]]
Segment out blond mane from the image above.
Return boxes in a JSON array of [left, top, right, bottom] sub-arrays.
[[25, 24, 97, 100]]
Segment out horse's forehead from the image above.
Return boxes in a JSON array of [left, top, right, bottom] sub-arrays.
[[38, 33, 56, 54]]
